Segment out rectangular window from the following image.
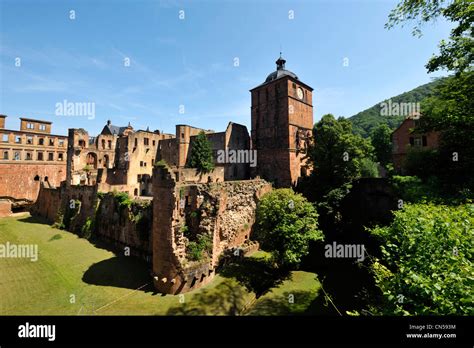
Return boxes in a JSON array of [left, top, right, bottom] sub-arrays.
[[58, 153, 64, 161], [134, 138, 138, 147], [27, 123, 34, 129], [3, 151, 8, 160], [14, 152, 20, 160], [37, 152, 43, 161], [108, 140, 112, 149], [137, 174, 142, 182], [144, 138, 149, 146], [39, 124, 46, 131], [2, 134, 8, 142], [414, 137, 422, 147], [38, 138, 44, 145], [152, 140, 156, 146], [27, 136, 33, 145], [15, 135, 21, 144], [140, 161, 144, 167], [48, 153, 54, 161], [26, 152, 32, 160], [59, 139, 65, 147], [49, 138, 55, 146]]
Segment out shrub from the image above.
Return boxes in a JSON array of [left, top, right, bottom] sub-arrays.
[[254, 188, 324, 268], [368, 203, 474, 315], [114, 192, 133, 210], [187, 233, 212, 261], [359, 158, 379, 178], [154, 159, 168, 168]]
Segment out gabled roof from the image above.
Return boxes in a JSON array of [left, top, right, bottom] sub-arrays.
[[101, 121, 132, 136]]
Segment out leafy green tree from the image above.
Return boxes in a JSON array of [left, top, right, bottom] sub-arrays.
[[359, 158, 380, 178], [307, 114, 374, 198], [421, 71, 474, 190], [370, 124, 393, 166], [189, 131, 214, 173], [254, 189, 324, 268], [386, 0, 473, 73], [369, 203, 474, 315]]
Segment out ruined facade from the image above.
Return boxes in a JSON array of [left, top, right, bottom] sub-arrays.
[[152, 165, 271, 294], [0, 115, 67, 216], [67, 121, 172, 196], [23, 56, 315, 293]]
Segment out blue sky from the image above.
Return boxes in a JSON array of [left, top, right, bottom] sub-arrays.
[[0, 0, 452, 136]]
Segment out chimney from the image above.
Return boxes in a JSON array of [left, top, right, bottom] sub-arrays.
[[0, 115, 6, 129]]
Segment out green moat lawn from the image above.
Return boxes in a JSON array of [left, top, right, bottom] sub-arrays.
[[0, 214, 328, 315]]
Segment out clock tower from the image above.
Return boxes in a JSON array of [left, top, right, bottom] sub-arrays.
[[250, 56, 313, 187]]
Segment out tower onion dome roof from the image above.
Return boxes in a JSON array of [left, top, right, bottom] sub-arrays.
[[264, 56, 298, 83]]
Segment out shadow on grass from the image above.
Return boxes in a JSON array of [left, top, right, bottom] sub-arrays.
[[17, 214, 52, 225], [82, 256, 156, 293], [300, 241, 378, 315], [219, 256, 291, 298], [166, 279, 248, 315], [246, 290, 337, 316]]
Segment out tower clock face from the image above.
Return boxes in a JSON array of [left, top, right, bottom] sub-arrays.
[[297, 87, 304, 100]]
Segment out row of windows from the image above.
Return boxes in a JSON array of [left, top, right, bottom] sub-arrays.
[[26, 122, 47, 131], [134, 138, 156, 147], [1, 150, 64, 161], [1, 133, 65, 146]]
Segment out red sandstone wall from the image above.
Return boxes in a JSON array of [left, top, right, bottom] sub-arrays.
[[0, 163, 66, 201], [0, 200, 12, 217]]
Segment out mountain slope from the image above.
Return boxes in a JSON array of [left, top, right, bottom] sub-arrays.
[[348, 78, 445, 138]]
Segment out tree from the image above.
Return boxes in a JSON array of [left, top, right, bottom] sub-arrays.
[[386, 0, 473, 74], [420, 71, 474, 190], [189, 131, 214, 173], [370, 124, 393, 166], [306, 114, 374, 198], [254, 189, 324, 268]]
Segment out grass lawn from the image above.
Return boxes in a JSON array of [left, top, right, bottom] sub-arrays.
[[0, 214, 327, 315]]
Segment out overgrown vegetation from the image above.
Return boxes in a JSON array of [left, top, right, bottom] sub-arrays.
[[368, 203, 473, 315], [187, 233, 213, 261]]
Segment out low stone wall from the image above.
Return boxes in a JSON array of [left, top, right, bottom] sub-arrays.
[[31, 184, 152, 261], [0, 199, 12, 217]]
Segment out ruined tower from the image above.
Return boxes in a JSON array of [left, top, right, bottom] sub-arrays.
[[250, 56, 313, 187]]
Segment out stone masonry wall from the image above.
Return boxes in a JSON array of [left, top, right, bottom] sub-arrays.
[[152, 166, 271, 294], [31, 183, 152, 261]]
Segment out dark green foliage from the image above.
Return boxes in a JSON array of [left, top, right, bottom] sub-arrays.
[[81, 217, 94, 239], [189, 131, 214, 173], [386, 0, 473, 74], [349, 80, 443, 137], [420, 71, 474, 191], [369, 203, 474, 315], [307, 114, 374, 198], [404, 148, 439, 179], [114, 192, 133, 210], [254, 189, 324, 268], [359, 158, 379, 178], [370, 124, 393, 165], [187, 233, 213, 261], [154, 159, 168, 168], [390, 175, 440, 203]]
